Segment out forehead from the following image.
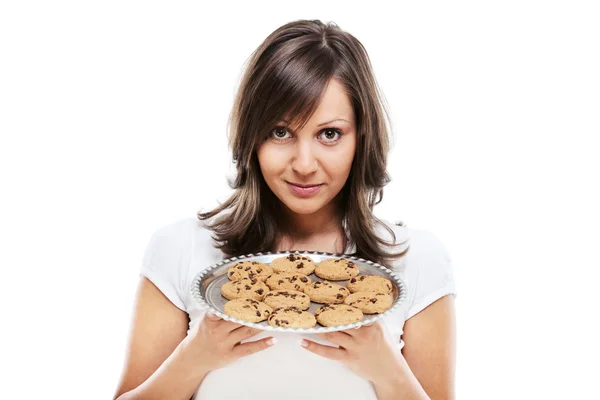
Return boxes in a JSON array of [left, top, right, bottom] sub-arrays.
[[284, 79, 354, 127]]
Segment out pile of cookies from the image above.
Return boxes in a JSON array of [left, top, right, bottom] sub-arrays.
[[220, 254, 394, 329]]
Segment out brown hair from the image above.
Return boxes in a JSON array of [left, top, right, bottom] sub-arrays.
[[197, 19, 408, 266]]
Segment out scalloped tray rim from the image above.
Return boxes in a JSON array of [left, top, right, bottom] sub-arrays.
[[190, 249, 408, 333]]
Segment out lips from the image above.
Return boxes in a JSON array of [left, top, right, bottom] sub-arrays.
[[286, 182, 323, 196], [287, 182, 322, 188]]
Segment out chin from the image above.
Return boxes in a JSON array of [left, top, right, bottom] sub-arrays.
[[280, 198, 324, 215]]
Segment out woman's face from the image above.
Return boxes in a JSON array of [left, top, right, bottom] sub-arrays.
[[257, 78, 357, 216]]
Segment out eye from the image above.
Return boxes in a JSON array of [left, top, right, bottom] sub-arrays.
[[269, 126, 292, 141], [319, 128, 343, 143]]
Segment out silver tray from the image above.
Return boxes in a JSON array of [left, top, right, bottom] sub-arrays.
[[190, 250, 407, 333]]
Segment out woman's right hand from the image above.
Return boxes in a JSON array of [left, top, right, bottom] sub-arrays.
[[179, 312, 276, 373]]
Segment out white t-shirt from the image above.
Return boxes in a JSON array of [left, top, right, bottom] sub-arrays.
[[140, 216, 456, 400]]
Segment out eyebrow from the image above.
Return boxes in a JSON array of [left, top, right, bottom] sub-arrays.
[[317, 118, 352, 127], [281, 118, 352, 127]]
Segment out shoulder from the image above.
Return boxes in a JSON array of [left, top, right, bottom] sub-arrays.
[[140, 216, 221, 311], [147, 216, 220, 250], [375, 219, 456, 320]]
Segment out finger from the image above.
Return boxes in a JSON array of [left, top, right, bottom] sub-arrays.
[[341, 326, 362, 337], [300, 339, 346, 361], [317, 331, 355, 349], [232, 337, 277, 357], [203, 312, 244, 333], [343, 320, 378, 336], [228, 325, 263, 345], [204, 312, 222, 322]]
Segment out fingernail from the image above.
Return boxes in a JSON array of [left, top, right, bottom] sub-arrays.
[[267, 337, 277, 346], [300, 339, 308, 348]]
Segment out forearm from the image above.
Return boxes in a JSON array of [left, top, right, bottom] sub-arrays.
[[373, 357, 430, 400], [116, 340, 209, 400]]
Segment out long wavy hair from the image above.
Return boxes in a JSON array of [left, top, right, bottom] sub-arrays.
[[197, 19, 408, 266]]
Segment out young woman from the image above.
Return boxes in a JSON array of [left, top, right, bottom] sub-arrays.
[[114, 19, 456, 400]]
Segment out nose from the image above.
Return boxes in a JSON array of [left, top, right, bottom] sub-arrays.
[[291, 139, 318, 176]]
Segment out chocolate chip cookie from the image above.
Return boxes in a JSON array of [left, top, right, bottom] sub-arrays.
[[227, 261, 273, 282], [314, 304, 364, 327], [344, 292, 393, 314], [221, 277, 269, 301], [314, 258, 360, 281], [270, 254, 316, 275], [303, 280, 350, 304], [223, 298, 273, 322], [263, 289, 311, 310], [267, 306, 317, 328], [347, 275, 393, 294], [265, 272, 311, 292]]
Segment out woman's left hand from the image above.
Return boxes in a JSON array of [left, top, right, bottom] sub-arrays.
[[300, 320, 407, 386]]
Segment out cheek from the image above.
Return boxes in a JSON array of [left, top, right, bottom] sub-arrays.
[[257, 145, 286, 178], [325, 147, 355, 180]]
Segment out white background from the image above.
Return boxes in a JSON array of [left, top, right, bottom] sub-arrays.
[[1, 1, 598, 399]]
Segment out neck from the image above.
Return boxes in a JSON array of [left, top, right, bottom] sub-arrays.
[[280, 201, 343, 238]]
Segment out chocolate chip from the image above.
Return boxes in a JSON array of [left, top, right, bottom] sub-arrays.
[[252, 262, 258, 264], [256, 289, 264, 295], [245, 266, 251, 271], [370, 298, 377, 303], [229, 271, 234, 276], [278, 280, 284, 284], [257, 269, 262, 273], [250, 278, 257, 284], [387, 283, 392, 290], [300, 277, 308, 283], [237, 266, 243, 269], [244, 285, 251, 290], [350, 278, 356, 283], [334, 259, 340, 263], [243, 305, 250, 308], [360, 276, 366, 281], [336, 294, 344, 299], [297, 262, 304, 269], [256, 311, 261, 317], [281, 319, 289, 325], [290, 276, 297, 282]]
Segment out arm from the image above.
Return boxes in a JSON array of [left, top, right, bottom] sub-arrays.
[[113, 277, 206, 400], [371, 295, 456, 400], [399, 294, 457, 400], [113, 276, 274, 400], [302, 295, 455, 399]]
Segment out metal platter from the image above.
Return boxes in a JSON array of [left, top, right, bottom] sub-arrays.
[[190, 250, 407, 333]]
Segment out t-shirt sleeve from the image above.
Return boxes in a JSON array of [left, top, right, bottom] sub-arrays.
[[139, 220, 191, 311], [406, 230, 457, 320]]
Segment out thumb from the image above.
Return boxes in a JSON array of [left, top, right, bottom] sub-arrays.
[[204, 311, 223, 322]]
